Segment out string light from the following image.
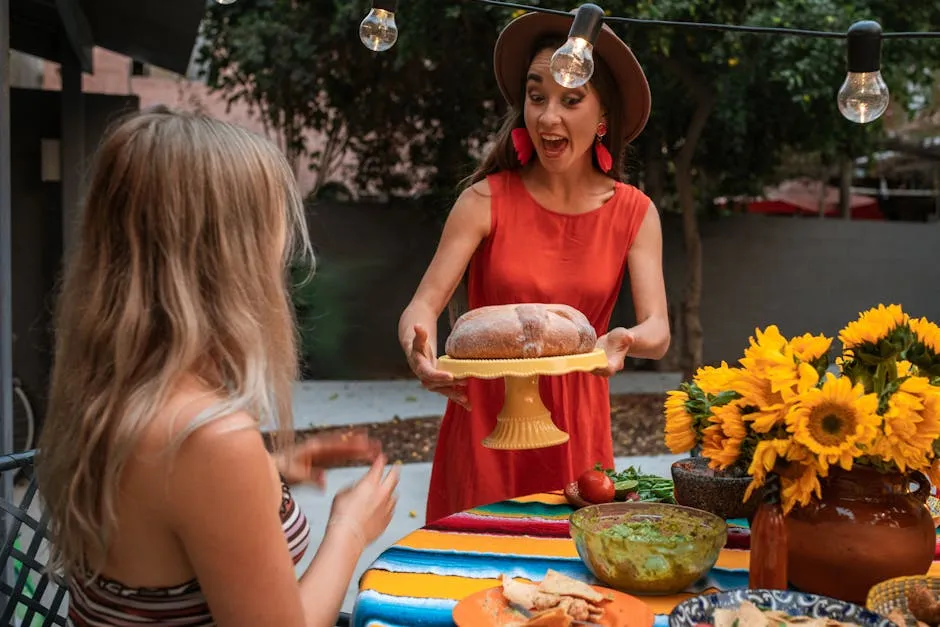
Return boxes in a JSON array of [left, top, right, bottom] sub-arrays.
[[471, 0, 940, 40], [215, 0, 237, 5], [360, 0, 399, 52], [355, 0, 940, 123], [838, 21, 890, 123], [550, 4, 605, 88]]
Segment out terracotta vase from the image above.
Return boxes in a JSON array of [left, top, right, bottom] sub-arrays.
[[786, 465, 935, 604]]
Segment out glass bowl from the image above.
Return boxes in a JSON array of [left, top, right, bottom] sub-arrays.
[[569, 501, 727, 595]]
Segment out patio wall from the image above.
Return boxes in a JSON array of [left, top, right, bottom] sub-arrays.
[[303, 203, 940, 377], [10, 87, 138, 446], [12, 166, 940, 437], [666, 213, 940, 363]]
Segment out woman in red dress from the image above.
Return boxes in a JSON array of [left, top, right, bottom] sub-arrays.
[[398, 11, 670, 523]]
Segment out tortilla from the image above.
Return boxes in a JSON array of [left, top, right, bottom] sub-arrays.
[[500, 570, 609, 624], [539, 569, 606, 604], [501, 574, 564, 611]]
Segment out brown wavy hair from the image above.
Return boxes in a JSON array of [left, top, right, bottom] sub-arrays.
[[463, 34, 626, 190], [36, 107, 312, 578]]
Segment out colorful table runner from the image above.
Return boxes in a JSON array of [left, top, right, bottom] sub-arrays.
[[354, 492, 940, 627]]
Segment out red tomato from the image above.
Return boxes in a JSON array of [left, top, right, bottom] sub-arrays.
[[577, 470, 615, 504]]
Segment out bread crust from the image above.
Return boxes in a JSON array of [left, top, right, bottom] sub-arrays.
[[444, 304, 597, 359]]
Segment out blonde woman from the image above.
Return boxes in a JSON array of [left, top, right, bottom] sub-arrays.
[[36, 108, 399, 626]]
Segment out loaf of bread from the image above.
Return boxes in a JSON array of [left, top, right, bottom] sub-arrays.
[[445, 303, 597, 360]]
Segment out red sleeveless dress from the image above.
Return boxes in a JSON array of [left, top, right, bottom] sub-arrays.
[[426, 170, 652, 523]]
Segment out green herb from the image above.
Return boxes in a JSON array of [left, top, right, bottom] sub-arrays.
[[594, 463, 676, 503]]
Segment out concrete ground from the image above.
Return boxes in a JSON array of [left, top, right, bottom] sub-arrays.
[[290, 371, 682, 429]]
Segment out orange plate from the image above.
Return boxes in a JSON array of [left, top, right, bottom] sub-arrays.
[[452, 584, 655, 627]]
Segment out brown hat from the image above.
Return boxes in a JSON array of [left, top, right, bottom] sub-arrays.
[[493, 11, 651, 144]]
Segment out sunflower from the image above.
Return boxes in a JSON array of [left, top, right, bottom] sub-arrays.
[[743, 440, 823, 514], [701, 426, 743, 471], [788, 332, 833, 364], [780, 460, 824, 514], [838, 304, 908, 351], [910, 317, 940, 356], [701, 401, 748, 469], [871, 376, 940, 471], [664, 390, 697, 453], [786, 373, 880, 472], [693, 362, 739, 395], [731, 368, 779, 408], [775, 361, 822, 404], [926, 456, 940, 487], [729, 368, 789, 433], [739, 326, 796, 382], [743, 438, 793, 501], [897, 359, 915, 378], [738, 326, 817, 405]]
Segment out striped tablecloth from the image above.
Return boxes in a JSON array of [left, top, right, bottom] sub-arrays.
[[353, 492, 940, 627]]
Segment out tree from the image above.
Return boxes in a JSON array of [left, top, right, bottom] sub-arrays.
[[198, 0, 508, 199], [601, 0, 939, 376], [198, 1, 325, 183]]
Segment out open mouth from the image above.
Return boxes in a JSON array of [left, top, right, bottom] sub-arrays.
[[540, 135, 569, 156]]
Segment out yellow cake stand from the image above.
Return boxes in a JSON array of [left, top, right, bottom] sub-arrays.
[[437, 348, 607, 450]]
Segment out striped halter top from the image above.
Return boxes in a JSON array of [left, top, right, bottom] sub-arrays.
[[68, 480, 311, 626]]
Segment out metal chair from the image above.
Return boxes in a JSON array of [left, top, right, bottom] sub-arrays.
[[0, 449, 68, 626]]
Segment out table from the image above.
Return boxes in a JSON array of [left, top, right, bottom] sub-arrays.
[[354, 491, 940, 627]]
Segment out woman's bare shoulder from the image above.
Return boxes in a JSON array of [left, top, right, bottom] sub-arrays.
[[456, 178, 493, 207]]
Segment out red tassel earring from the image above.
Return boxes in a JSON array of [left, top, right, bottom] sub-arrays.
[[594, 122, 613, 173], [511, 128, 534, 165]]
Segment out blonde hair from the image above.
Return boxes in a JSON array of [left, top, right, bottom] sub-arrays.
[[36, 107, 312, 579]]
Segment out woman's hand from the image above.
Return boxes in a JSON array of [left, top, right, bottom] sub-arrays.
[[592, 327, 635, 377], [407, 323, 470, 410], [327, 455, 400, 548], [275, 429, 381, 487]]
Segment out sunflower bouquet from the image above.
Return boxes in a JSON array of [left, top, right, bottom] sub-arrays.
[[664, 304, 940, 514]]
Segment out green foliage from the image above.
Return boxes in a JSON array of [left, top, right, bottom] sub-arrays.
[[609, 0, 939, 203], [198, 0, 937, 204], [198, 0, 511, 198], [290, 257, 377, 379]]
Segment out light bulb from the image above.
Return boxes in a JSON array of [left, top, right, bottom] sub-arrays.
[[550, 4, 605, 88], [551, 38, 595, 88], [215, 0, 237, 4], [359, 6, 398, 52], [838, 20, 889, 124], [837, 71, 890, 124]]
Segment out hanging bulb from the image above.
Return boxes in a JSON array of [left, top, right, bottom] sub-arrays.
[[360, 1, 399, 52], [837, 20, 890, 124], [550, 4, 605, 88], [215, 0, 237, 4], [838, 72, 889, 123]]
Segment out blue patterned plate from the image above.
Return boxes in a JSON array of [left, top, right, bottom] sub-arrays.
[[668, 589, 897, 627]]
